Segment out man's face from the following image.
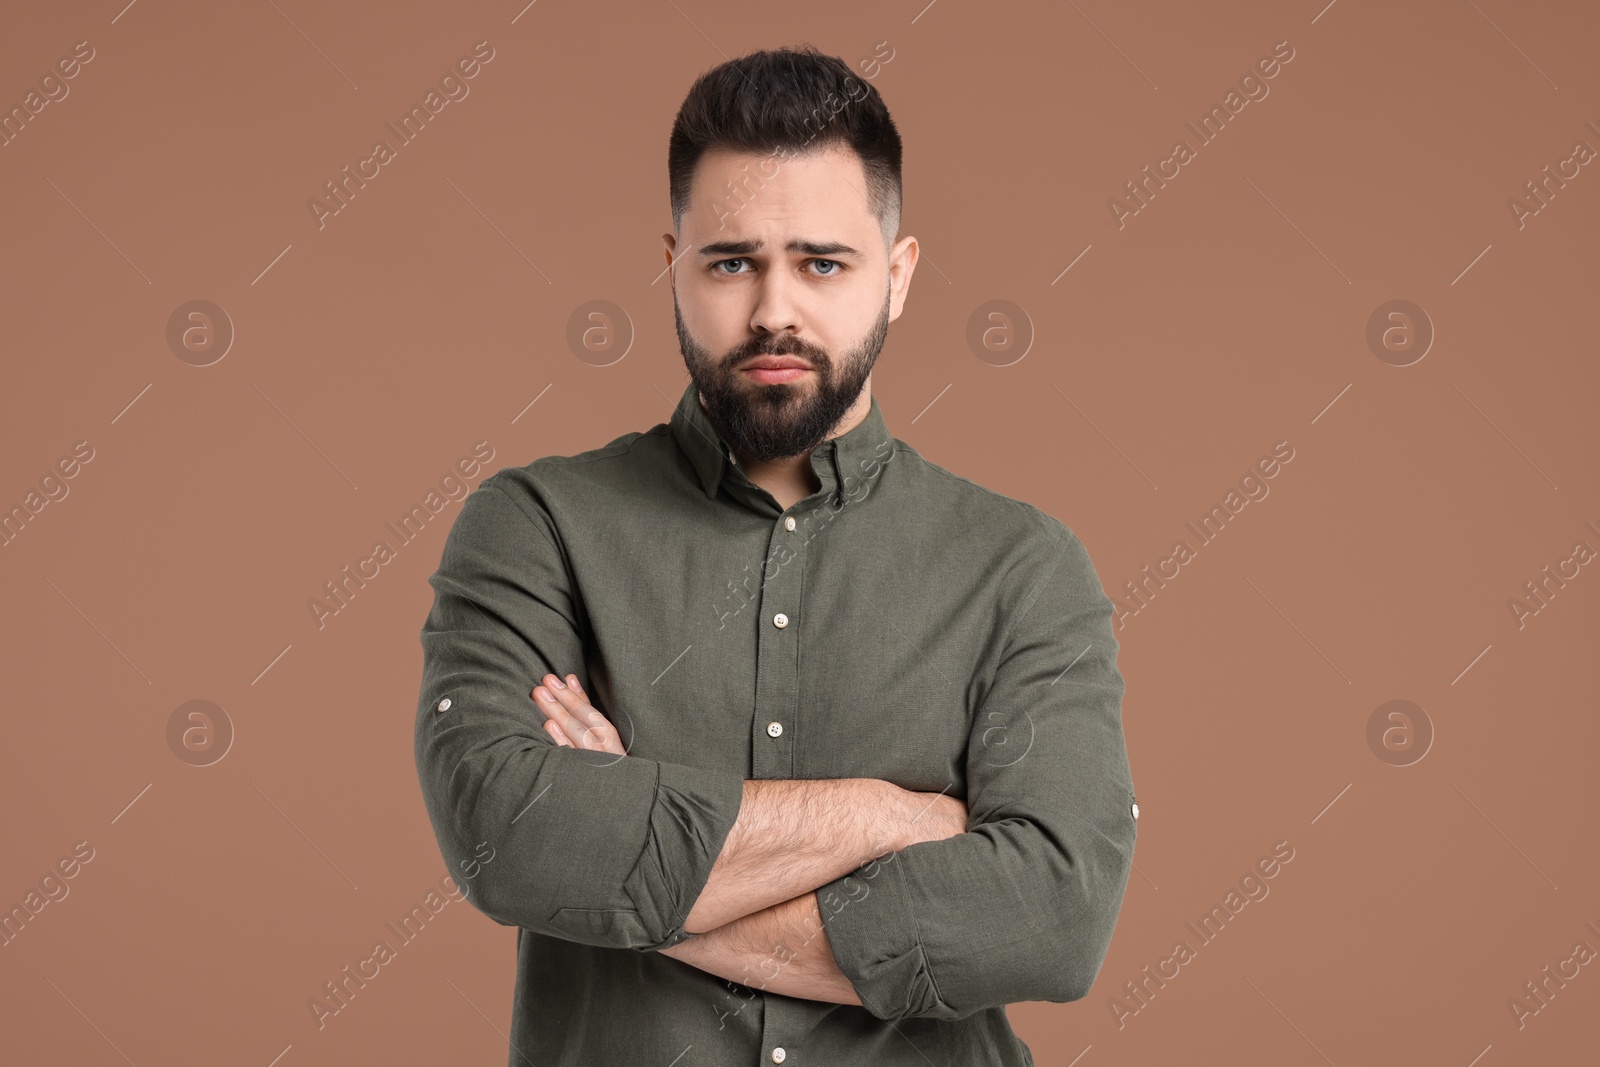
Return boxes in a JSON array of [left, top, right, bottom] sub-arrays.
[[666, 145, 915, 462]]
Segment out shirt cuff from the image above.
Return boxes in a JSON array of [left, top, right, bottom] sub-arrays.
[[621, 760, 745, 951], [817, 850, 946, 1020]]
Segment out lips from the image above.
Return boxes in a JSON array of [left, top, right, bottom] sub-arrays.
[[741, 355, 812, 371]]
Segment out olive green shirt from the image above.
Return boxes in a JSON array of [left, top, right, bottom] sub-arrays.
[[414, 382, 1137, 1066]]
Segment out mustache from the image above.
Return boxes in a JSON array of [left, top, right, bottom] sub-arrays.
[[728, 342, 827, 365]]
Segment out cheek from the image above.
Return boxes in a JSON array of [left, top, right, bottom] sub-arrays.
[[679, 290, 744, 338]]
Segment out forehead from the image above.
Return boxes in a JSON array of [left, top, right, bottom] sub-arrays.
[[684, 145, 876, 242]]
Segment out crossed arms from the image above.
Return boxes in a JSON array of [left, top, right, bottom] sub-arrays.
[[414, 477, 1136, 1022], [532, 669, 969, 1004]]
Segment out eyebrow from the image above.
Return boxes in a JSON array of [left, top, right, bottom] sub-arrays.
[[695, 238, 865, 260]]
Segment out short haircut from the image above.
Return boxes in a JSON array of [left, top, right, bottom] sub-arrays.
[[667, 44, 903, 249]]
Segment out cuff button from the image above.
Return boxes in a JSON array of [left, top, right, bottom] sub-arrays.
[[436, 697, 452, 713]]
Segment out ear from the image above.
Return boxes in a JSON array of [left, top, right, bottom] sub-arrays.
[[887, 234, 920, 322]]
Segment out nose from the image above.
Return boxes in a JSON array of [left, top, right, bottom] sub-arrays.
[[749, 268, 802, 338]]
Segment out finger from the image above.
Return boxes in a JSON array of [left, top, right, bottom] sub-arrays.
[[542, 675, 620, 752], [536, 683, 615, 752], [532, 684, 587, 745], [545, 720, 572, 747], [562, 677, 618, 748]]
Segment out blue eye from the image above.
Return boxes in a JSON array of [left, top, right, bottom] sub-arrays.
[[711, 258, 844, 276]]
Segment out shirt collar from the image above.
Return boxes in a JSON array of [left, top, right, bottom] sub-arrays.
[[668, 382, 894, 507]]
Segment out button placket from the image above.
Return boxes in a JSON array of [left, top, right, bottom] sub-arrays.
[[752, 513, 801, 783]]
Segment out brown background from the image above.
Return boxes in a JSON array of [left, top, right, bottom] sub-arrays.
[[2, 0, 1597, 1063]]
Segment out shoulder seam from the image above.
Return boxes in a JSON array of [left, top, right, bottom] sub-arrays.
[[483, 475, 562, 556], [991, 519, 1082, 666]]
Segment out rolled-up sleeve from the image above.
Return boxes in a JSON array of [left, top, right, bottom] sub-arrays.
[[818, 519, 1136, 1021], [414, 473, 745, 951]]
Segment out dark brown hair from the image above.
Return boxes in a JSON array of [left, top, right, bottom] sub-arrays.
[[668, 44, 903, 248]]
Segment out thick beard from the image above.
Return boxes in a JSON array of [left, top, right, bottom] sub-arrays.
[[674, 290, 890, 462]]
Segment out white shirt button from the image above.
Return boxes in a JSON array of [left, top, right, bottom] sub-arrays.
[[767, 721, 783, 738], [784, 516, 796, 531], [436, 698, 452, 713], [773, 612, 789, 629], [1131, 801, 1140, 819], [771, 1049, 787, 1064]]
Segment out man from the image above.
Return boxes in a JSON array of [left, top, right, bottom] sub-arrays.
[[414, 44, 1137, 1066]]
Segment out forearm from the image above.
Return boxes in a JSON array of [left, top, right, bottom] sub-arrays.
[[665, 890, 861, 1006], [683, 778, 908, 933]]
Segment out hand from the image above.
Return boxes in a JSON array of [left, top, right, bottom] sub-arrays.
[[895, 788, 969, 850], [531, 673, 627, 756]]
